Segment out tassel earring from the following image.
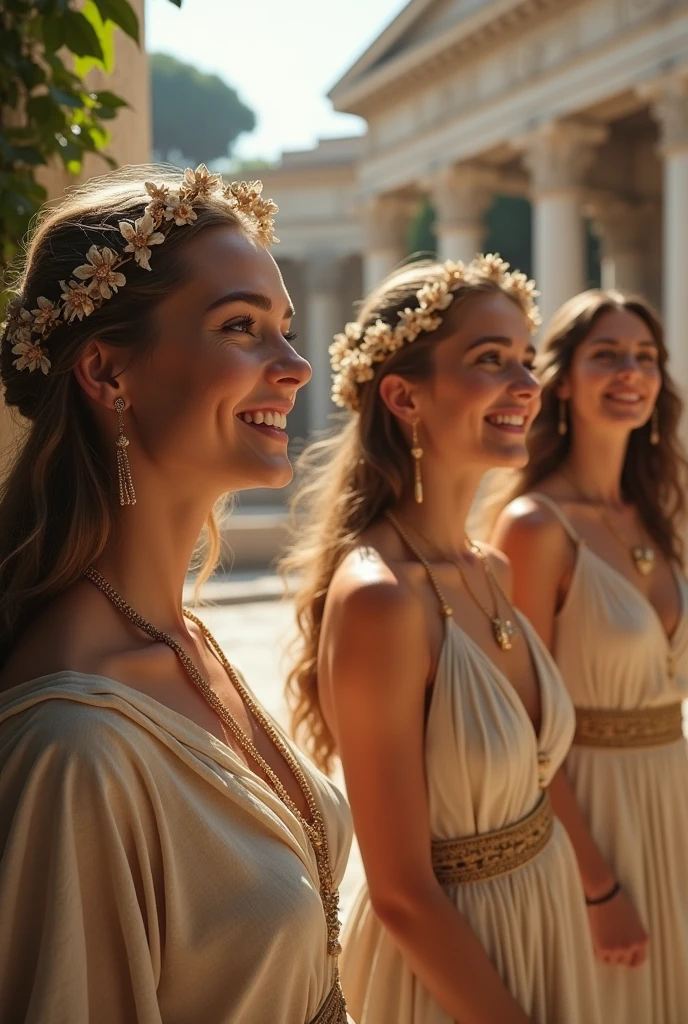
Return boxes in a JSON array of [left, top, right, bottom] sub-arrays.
[[411, 420, 424, 505], [650, 407, 660, 446], [557, 399, 568, 437], [115, 397, 136, 506]]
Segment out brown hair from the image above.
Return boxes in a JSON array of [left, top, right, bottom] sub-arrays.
[[486, 289, 687, 562], [0, 165, 259, 667], [281, 259, 536, 773]]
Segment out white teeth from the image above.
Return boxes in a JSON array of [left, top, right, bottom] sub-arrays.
[[239, 410, 288, 428], [489, 414, 525, 426], [608, 393, 641, 403]]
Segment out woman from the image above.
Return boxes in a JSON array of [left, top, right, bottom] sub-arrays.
[[0, 166, 352, 1024], [282, 256, 601, 1024], [492, 289, 688, 1022]]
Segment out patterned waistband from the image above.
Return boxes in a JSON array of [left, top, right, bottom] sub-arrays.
[[574, 702, 684, 748], [309, 973, 348, 1024], [431, 792, 553, 886]]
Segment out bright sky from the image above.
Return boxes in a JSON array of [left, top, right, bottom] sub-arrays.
[[144, 0, 409, 162]]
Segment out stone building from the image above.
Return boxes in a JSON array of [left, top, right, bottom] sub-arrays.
[[260, 0, 688, 447]]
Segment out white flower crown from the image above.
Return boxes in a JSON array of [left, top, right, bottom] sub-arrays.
[[329, 254, 541, 412], [4, 165, 278, 376]]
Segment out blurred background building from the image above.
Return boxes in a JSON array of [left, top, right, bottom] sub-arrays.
[[4, 0, 687, 569]]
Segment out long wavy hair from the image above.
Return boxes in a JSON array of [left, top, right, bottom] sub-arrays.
[[281, 259, 536, 774], [485, 289, 687, 563], [0, 166, 259, 668]]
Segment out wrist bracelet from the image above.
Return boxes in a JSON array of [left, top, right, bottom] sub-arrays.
[[585, 881, 621, 906]]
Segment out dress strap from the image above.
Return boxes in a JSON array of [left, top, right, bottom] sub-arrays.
[[385, 511, 454, 620], [526, 492, 582, 547]]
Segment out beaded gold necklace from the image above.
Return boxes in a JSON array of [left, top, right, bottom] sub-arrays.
[[83, 567, 346, 1020]]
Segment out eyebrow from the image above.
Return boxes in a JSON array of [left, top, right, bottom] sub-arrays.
[[587, 336, 657, 347], [205, 290, 295, 319], [466, 335, 536, 355]]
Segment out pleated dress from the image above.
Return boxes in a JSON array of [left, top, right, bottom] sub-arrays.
[[527, 493, 688, 1024], [339, 556, 601, 1024]]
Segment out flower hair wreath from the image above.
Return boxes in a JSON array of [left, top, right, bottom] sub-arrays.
[[329, 254, 541, 412], [4, 165, 279, 376]]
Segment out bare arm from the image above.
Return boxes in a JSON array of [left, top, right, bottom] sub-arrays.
[[321, 566, 530, 1024], [493, 502, 649, 967]]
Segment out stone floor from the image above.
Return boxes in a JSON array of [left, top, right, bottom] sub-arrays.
[[197, 597, 364, 922]]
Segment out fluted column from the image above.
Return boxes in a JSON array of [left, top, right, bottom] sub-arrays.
[[588, 198, 655, 294], [430, 164, 495, 263], [521, 121, 607, 325], [646, 74, 688, 395], [362, 194, 415, 294], [304, 257, 341, 435]]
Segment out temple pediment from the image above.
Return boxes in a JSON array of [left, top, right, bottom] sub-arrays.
[[329, 0, 575, 115]]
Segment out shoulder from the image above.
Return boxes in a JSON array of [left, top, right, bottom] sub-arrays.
[[493, 494, 570, 555], [329, 542, 425, 636], [0, 690, 160, 796]]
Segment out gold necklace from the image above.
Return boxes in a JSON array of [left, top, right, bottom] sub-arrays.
[[386, 511, 520, 651], [83, 567, 347, 1018], [562, 472, 656, 577]]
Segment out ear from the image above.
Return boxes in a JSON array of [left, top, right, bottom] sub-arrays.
[[378, 373, 422, 425], [73, 339, 133, 410]]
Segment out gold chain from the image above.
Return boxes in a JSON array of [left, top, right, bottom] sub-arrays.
[[82, 566, 344, 964], [561, 471, 656, 576], [385, 511, 520, 651]]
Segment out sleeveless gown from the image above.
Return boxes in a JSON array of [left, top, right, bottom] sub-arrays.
[[527, 493, 688, 1023], [339, 557, 601, 1024]]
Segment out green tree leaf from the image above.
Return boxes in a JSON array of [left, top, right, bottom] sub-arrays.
[[92, 0, 139, 44], [62, 9, 105, 60]]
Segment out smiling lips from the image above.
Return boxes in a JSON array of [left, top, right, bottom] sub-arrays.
[[605, 390, 644, 405], [239, 407, 286, 428], [485, 412, 527, 433]]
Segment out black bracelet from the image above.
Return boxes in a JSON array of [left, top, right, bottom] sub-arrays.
[[585, 881, 621, 906]]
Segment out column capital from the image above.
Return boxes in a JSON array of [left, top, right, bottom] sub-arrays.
[[586, 196, 657, 255], [641, 72, 688, 154], [362, 193, 416, 251], [428, 164, 496, 231], [519, 120, 608, 195]]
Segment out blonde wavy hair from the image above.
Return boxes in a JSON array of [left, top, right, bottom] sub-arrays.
[[0, 165, 264, 667], [484, 289, 688, 563], [281, 258, 537, 774]]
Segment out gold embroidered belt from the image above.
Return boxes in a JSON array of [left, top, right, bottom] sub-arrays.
[[431, 792, 553, 886], [309, 973, 348, 1024], [574, 703, 684, 748]]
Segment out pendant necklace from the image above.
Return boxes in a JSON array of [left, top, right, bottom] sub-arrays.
[[386, 511, 520, 651], [563, 472, 655, 576]]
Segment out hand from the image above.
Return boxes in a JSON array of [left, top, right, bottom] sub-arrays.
[[587, 888, 649, 967]]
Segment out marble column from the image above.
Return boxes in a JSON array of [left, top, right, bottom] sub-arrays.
[[588, 198, 655, 294], [647, 75, 688, 396], [430, 164, 495, 263], [362, 194, 415, 294], [304, 256, 341, 435], [521, 121, 607, 326]]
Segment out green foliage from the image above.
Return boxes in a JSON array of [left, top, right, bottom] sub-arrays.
[[0, 0, 180, 273], [150, 53, 256, 166]]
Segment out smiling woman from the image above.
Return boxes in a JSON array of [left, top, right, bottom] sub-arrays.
[[490, 288, 688, 1022], [281, 256, 602, 1024], [0, 166, 352, 1024]]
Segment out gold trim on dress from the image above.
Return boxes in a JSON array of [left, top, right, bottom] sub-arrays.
[[574, 703, 684, 748], [431, 792, 554, 886], [309, 974, 348, 1024]]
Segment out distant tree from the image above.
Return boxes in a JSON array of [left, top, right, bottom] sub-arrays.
[[150, 53, 255, 167]]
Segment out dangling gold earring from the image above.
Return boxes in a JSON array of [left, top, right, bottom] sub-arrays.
[[115, 397, 136, 506], [557, 399, 568, 437], [650, 406, 660, 446], [411, 420, 424, 505]]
